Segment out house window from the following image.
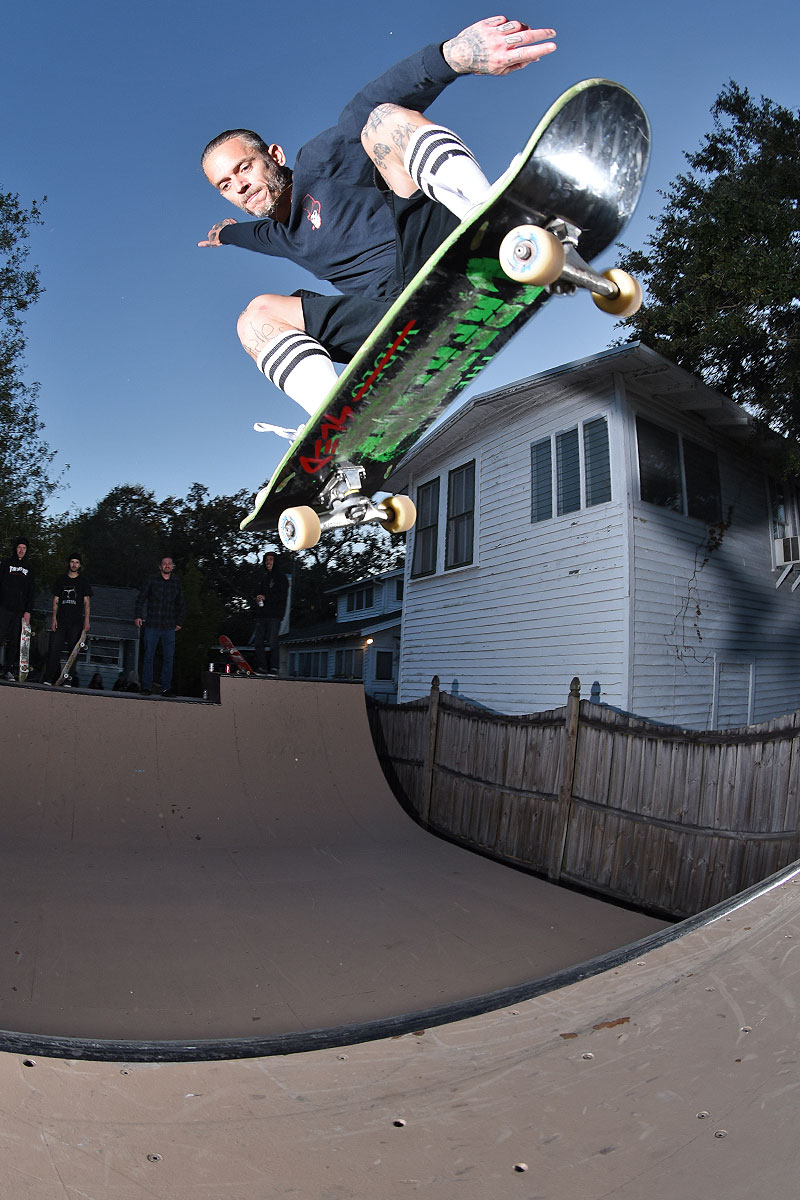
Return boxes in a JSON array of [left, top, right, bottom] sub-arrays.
[[583, 417, 612, 507], [446, 460, 475, 569], [531, 416, 611, 523], [411, 478, 440, 577], [346, 585, 373, 612], [375, 650, 394, 681], [289, 651, 328, 678], [683, 439, 722, 522], [769, 479, 798, 540], [530, 438, 553, 522], [556, 428, 581, 516], [636, 416, 721, 522], [87, 636, 122, 668], [334, 648, 363, 679], [394, 577, 404, 603]]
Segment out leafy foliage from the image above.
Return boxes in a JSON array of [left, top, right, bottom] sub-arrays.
[[0, 189, 59, 546], [48, 483, 406, 691], [617, 82, 800, 438]]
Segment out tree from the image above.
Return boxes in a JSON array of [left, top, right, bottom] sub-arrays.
[[171, 559, 224, 696], [0, 189, 59, 547], [289, 525, 406, 628], [53, 484, 167, 588], [617, 82, 800, 439], [164, 482, 266, 621], [49, 481, 407, 691]]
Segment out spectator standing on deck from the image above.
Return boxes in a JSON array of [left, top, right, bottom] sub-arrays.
[[135, 556, 185, 696], [252, 551, 288, 675], [44, 553, 92, 684], [0, 537, 35, 681]]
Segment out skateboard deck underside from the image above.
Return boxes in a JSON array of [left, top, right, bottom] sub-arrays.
[[56, 634, 85, 685], [219, 635, 254, 674], [18, 621, 31, 682], [242, 79, 649, 533]]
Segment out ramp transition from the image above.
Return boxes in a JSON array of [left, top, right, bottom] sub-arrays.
[[0, 677, 664, 1051], [0, 677, 797, 1196]]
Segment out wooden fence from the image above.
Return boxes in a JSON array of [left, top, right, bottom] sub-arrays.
[[367, 677, 800, 918]]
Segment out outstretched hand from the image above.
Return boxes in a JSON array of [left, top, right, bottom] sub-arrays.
[[443, 15, 557, 75], [198, 217, 238, 248]]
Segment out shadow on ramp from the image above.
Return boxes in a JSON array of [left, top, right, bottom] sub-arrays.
[[1, 679, 797, 1197], [0, 677, 665, 1058]]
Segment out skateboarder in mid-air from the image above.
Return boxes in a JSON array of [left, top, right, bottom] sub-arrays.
[[199, 15, 557, 421]]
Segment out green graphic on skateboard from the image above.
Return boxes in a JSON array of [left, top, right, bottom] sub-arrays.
[[241, 78, 650, 550]]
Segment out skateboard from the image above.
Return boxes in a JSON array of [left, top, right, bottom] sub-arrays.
[[56, 630, 87, 686], [240, 78, 650, 550], [219, 634, 255, 675], [18, 618, 31, 683]]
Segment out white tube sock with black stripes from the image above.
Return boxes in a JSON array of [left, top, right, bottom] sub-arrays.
[[403, 124, 492, 219], [256, 332, 338, 416]]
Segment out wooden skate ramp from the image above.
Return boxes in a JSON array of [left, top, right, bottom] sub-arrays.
[[0, 677, 665, 1051], [6, 865, 797, 1200], [1, 679, 797, 1197]]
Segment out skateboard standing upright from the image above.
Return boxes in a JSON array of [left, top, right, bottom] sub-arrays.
[[219, 634, 255, 675], [18, 618, 31, 683], [55, 630, 88, 687], [241, 77, 650, 550]]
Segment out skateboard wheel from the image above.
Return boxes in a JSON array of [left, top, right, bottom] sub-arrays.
[[278, 505, 321, 551], [592, 268, 643, 317], [379, 495, 417, 534], [499, 225, 565, 286]]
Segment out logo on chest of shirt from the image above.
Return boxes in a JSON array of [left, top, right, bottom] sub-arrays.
[[303, 194, 322, 230]]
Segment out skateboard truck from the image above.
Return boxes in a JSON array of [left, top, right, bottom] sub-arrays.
[[277, 463, 416, 551], [241, 81, 650, 545], [499, 218, 643, 317]]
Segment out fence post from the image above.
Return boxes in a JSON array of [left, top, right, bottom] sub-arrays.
[[420, 675, 441, 825], [548, 677, 582, 881]]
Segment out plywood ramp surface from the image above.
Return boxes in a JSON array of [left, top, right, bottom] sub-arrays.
[[1, 868, 797, 1198], [0, 679, 663, 1043]]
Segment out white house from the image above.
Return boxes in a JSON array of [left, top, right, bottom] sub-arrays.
[[283, 568, 404, 702], [389, 342, 800, 729]]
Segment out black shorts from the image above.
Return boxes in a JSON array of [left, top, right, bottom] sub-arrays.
[[299, 191, 458, 363]]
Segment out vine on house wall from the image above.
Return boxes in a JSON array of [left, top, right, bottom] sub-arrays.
[[667, 506, 734, 665]]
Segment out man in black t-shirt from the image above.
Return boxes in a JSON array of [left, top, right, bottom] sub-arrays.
[[45, 553, 92, 684], [198, 15, 557, 419]]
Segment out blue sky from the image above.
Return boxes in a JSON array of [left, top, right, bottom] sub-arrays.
[[3, 1, 798, 518]]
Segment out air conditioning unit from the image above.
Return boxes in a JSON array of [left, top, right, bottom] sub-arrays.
[[774, 536, 800, 566]]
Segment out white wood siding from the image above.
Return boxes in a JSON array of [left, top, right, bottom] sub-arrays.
[[396, 354, 800, 728], [363, 631, 401, 702], [399, 386, 630, 714], [335, 572, 403, 623], [626, 392, 800, 728]]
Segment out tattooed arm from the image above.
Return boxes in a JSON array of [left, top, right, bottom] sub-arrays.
[[198, 217, 238, 248], [443, 15, 557, 76]]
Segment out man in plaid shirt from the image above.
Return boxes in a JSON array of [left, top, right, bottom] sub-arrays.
[[135, 556, 185, 696]]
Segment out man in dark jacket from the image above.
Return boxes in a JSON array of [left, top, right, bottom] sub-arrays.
[[0, 537, 35, 680], [252, 552, 289, 675], [198, 15, 557, 418], [135, 556, 185, 696]]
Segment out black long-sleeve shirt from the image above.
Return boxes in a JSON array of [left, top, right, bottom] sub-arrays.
[[218, 43, 458, 298]]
